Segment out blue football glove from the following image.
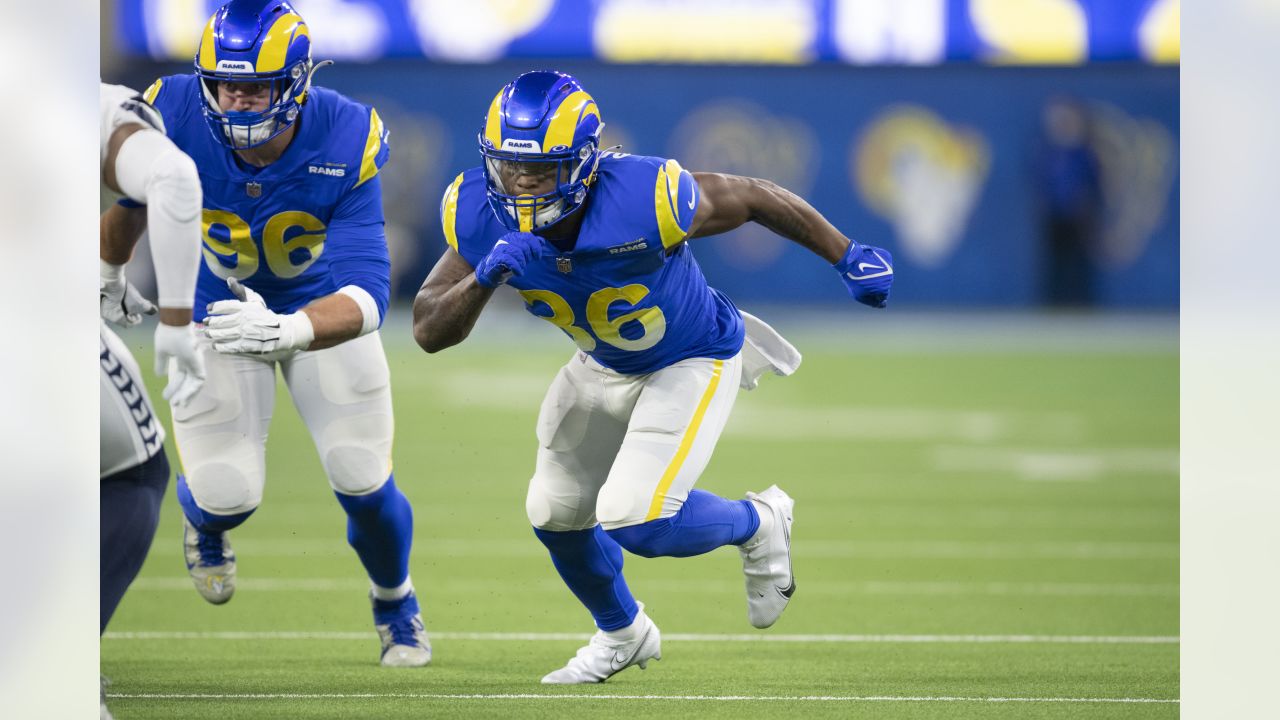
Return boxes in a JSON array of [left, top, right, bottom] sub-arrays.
[[474, 231, 545, 288], [834, 241, 894, 308]]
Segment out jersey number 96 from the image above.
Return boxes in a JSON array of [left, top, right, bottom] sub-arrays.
[[202, 209, 326, 281]]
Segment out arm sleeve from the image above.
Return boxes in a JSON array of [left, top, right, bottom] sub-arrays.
[[113, 128, 202, 309], [326, 174, 391, 328]]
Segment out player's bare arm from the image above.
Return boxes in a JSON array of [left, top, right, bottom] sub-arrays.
[[411, 247, 496, 353], [688, 171, 849, 263], [689, 171, 895, 308]]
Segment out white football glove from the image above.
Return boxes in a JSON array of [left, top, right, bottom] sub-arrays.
[[100, 260, 156, 327], [154, 322, 207, 407], [204, 278, 315, 355]]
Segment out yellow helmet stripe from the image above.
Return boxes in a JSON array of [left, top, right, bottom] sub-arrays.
[[483, 90, 505, 148], [543, 91, 598, 151], [441, 172, 465, 252], [654, 159, 688, 249], [355, 109, 385, 188], [256, 13, 307, 72], [197, 16, 218, 70]]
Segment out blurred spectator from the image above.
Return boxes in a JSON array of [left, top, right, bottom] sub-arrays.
[[1037, 96, 1102, 307]]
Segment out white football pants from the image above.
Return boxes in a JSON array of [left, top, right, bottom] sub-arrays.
[[526, 350, 744, 532], [100, 323, 165, 478], [171, 331, 395, 516]]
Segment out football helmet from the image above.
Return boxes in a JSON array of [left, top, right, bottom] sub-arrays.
[[194, 0, 322, 149], [478, 71, 604, 231]]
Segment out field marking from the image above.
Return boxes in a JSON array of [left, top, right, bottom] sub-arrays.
[[932, 445, 1179, 482], [128, 576, 1177, 597], [145, 537, 1178, 560], [106, 692, 1178, 704], [427, 376, 1090, 445], [103, 631, 1178, 645]]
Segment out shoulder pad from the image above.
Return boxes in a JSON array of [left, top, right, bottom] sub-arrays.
[[652, 158, 700, 249], [440, 168, 490, 257], [354, 107, 390, 188]]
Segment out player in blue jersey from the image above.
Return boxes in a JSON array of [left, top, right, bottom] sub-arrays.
[[100, 0, 430, 667], [413, 71, 894, 683]]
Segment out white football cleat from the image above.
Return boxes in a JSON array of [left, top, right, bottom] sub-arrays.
[[372, 591, 432, 668], [739, 485, 796, 628], [182, 516, 236, 604], [541, 606, 662, 684]]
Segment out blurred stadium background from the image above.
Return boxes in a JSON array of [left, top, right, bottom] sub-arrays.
[[103, 0, 1178, 312], [100, 1, 1179, 717]]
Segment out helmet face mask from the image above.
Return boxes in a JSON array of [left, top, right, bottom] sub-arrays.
[[479, 71, 603, 232], [194, 1, 317, 150]]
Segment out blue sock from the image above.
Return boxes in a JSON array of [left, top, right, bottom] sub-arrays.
[[335, 476, 413, 589], [533, 526, 638, 631], [607, 489, 760, 558], [176, 474, 255, 533], [101, 450, 169, 634]]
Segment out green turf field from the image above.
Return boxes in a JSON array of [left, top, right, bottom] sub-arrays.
[[102, 313, 1179, 719]]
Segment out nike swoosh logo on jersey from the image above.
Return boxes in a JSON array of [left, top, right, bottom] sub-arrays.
[[687, 195, 696, 210]]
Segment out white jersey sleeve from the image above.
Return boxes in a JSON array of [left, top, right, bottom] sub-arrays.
[[99, 82, 165, 211], [99, 81, 201, 309]]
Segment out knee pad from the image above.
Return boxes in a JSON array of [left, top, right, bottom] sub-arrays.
[[181, 438, 263, 515], [594, 480, 655, 531], [526, 472, 596, 532], [318, 414, 393, 496]]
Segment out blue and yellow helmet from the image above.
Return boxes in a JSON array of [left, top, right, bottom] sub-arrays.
[[194, 0, 318, 149], [479, 71, 604, 232]]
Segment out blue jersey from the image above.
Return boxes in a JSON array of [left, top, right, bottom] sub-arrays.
[[443, 152, 744, 375], [142, 74, 391, 318]]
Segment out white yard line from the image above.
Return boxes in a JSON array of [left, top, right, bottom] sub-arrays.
[[106, 692, 1178, 704], [127, 576, 1177, 597], [932, 445, 1179, 481], [143, 538, 1179, 560], [103, 631, 1178, 644]]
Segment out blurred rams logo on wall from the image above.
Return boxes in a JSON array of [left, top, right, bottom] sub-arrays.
[[1086, 102, 1176, 270], [669, 100, 818, 270], [854, 106, 990, 269]]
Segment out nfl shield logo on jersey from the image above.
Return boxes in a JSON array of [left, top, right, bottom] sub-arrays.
[[246, 181, 262, 198], [556, 257, 573, 273]]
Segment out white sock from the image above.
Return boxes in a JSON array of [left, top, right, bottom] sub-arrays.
[[602, 608, 646, 643], [744, 497, 774, 546], [371, 577, 413, 601]]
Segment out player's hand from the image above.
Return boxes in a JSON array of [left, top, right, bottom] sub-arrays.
[[474, 231, 545, 288], [154, 322, 206, 407], [834, 241, 894, 309], [203, 278, 315, 355], [100, 261, 157, 327]]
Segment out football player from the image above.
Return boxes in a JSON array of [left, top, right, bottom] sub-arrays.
[[413, 71, 894, 683], [99, 80, 206, 719], [101, 0, 430, 667]]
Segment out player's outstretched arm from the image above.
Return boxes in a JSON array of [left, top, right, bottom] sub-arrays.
[[102, 122, 207, 405], [689, 172, 894, 308], [411, 248, 497, 353]]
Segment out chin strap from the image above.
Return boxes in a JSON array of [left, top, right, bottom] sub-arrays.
[[294, 59, 333, 106]]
